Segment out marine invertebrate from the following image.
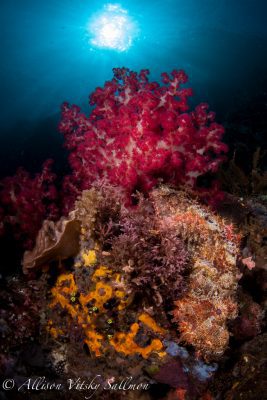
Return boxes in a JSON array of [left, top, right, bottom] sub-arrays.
[[42, 185, 188, 368], [74, 181, 125, 247], [23, 210, 80, 274], [59, 67, 227, 210], [0, 67, 227, 249], [2, 182, 242, 400], [73, 185, 189, 307], [0, 160, 58, 248], [39, 184, 240, 364], [43, 186, 170, 360], [47, 261, 166, 359]]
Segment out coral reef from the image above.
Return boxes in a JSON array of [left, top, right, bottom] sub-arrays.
[[1, 182, 240, 398], [0, 68, 228, 249], [110, 193, 189, 306], [149, 186, 241, 359], [0, 160, 58, 248], [2, 66, 265, 399], [59, 68, 227, 210], [16, 183, 237, 399], [27, 184, 241, 371], [47, 267, 166, 359], [44, 186, 173, 363]]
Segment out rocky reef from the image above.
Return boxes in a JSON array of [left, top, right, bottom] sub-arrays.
[[3, 184, 240, 399], [0, 68, 266, 400]]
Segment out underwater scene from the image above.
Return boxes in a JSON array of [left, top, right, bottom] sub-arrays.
[[0, 0, 267, 399]]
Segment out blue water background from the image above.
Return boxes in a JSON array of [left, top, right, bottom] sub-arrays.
[[0, 0, 266, 176]]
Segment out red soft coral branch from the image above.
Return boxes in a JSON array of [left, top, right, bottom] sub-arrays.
[[59, 68, 227, 211], [0, 159, 58, 248]]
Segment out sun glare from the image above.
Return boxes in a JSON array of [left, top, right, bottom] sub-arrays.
[[88, 4, 138, 52]]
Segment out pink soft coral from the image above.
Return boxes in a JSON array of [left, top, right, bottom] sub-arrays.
[[59, 68, 228, 211], [0, 67, 228, 248], [0, 160, 58, 248]]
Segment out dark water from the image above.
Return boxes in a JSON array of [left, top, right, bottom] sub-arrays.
[[1, 0, 267, 177]]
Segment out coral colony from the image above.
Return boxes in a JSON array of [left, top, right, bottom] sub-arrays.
[[58, 68, 227, 208], [0, 68, 264, 399], [0, 68, 227, 246]]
